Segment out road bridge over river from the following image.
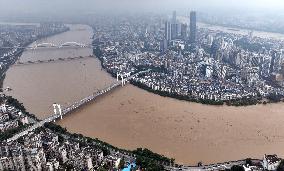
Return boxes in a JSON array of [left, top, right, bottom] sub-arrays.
[[11, 55, 94, 67], [0, 41, 93, 50], [6, 69, 150, 142]]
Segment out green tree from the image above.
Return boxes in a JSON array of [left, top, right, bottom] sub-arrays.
[[245, 158, 252, 166], [97, 167, 107, 171], [231, 165, 245, 171], [277, 160, 284, 171], [119, 158, 126, 169]]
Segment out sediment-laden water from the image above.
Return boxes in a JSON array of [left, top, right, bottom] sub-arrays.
[[3, 24, 284, 164]]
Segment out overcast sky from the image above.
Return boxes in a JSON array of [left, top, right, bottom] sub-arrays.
[[0, 0, 283, 15]]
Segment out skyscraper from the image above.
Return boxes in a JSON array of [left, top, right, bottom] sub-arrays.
[[171, 23, 178, 40], [270, 50, 277, 73], [172, 11, 177, 24], [165, 21, 171, 41], [190, 11, 197, 43], [280, 62, 284, 76], [180, 23, 187, 40], [160, 39, 168, 53]]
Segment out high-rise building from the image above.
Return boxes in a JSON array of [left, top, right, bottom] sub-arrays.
[[280, 62, 284, 76], [172, 11, 177, 24], [165, 21, 171, 41], [171, 23, 178, 40], [273, 50, 283, 72], [160, 39, 168, 53], [190, 11, 197, 43], [270, 50, 277, 73], [180, 23, 187, 40]]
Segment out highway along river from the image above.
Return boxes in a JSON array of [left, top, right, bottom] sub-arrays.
[[3, 24, 284, 165]]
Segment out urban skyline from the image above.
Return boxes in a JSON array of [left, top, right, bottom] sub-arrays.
[[1, 0, 284, 170]]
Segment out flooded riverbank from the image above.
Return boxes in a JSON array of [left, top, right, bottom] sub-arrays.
[[179, 16, 284, 40], [3, 24, 284, 165], [57, 84, 284, 164]]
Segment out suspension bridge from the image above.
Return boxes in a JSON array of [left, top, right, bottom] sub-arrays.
[[6, 69, 150, 143]]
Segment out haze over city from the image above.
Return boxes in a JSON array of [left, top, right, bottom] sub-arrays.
[[1, 0, 284, 14], [1, 0, 284, 170]]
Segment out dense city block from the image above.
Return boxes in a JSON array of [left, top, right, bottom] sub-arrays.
[[0, 23, 69, 81], [92, 13, 284, 106], [1, 12, 284, 170]]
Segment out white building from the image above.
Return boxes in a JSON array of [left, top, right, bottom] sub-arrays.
[[263, 154, 281, 171]]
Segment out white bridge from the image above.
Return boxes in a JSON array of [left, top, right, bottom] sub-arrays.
[[6, 69, 150, 143], [1, 42, 92, 50], [28, 42, 91, 50]]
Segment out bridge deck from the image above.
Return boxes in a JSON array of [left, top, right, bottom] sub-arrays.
[[6, 69, 150, 142], [12, 56, 94, 67]]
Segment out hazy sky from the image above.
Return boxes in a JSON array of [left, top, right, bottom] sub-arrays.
[[0, 0, 284, 15]]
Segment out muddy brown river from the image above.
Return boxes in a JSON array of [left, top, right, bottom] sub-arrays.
[[3, 24, 284, 165]]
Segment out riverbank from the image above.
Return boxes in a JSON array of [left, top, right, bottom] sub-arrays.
[[0, 22, 174, 169], [1, 93, 173, 170], [94, 49, 283, 107], [4, 24, 284, 165], [56, 83, 284, 164], [199, 20, 284, 35], [0, 24, 69, 89]]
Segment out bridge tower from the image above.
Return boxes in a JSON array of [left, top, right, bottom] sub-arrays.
[[122, 77, 125, 86], [117, 72, 125, 86], [116, 73, 121, 81], [53, 103, 63, 121], [123, 72, 131, 86], [117, 72, 132, 86]]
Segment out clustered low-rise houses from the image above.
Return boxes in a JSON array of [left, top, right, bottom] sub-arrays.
[[0, 94, 135, 171], [92, 14, 284, 105], [0, 126, 136, 171], [0, 97, 30, 133], [0, 23, 69, 78], [1, 15, 284, 171]]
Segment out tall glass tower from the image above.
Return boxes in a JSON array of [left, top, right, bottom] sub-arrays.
[[190, 11, 197, 43]]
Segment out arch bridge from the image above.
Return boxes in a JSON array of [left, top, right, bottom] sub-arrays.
[[26, 41, 91, 50]]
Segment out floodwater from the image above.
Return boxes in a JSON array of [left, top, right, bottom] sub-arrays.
[[3, 24, 116, 118], [3, 24, 284, 165], [198, 22, 284, 40], [179, 16, 284, 40]]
